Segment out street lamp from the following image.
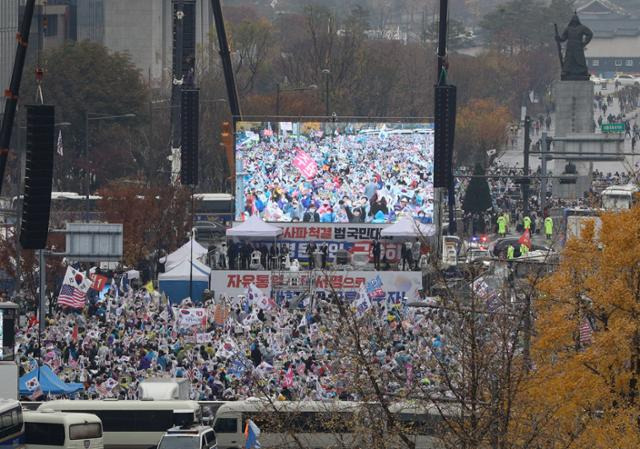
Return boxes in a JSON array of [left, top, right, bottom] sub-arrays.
[[275, 83, 318, 116], [84, 112, 136, 222], [322, 68, 331, 116]]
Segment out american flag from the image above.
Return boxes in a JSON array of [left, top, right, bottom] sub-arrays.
[[57, 284, 87, 309], [580, 318, 593, 346]]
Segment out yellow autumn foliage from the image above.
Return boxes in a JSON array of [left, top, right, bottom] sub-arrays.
[[510, 205, 640, 448]]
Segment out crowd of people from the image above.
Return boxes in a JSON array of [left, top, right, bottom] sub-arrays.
[[14, 85, 640, 406], [236, 124, 434, 224], [594, 87, 640, 142], [16, 278, 445, 402]]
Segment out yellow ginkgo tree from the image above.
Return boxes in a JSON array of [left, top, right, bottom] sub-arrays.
[[511, 205, 640, 448]]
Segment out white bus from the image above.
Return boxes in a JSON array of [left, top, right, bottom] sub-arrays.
[[212, 400, 451, 449], [0, 399, 24, 449], [601, 184, 638, 210], [23, 411, 102, 449], [37, 400, 200, 449]]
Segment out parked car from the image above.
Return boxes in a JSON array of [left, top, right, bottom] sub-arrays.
[[157, 425, 216, 449], [614, 74, 640, 86], [489, 237, 552, 258]]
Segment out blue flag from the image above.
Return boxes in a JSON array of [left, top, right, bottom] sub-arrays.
[[244, 419, 261, 449]]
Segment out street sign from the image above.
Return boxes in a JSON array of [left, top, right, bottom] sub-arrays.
[[65, 223, 123, 262], [601, 123, 625, 133]]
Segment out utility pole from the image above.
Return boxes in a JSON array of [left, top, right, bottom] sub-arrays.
[[38, 250, 45, 335], [523, 116, 532, 216], [189, 197, 194, 301], [322, 69, 331, 116], [540, 131, 549, 214], [84, 111, 90, 222], [523, 292, 532, 372]]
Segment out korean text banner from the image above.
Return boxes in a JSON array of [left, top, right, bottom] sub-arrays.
[[211, 270, 423, 303]]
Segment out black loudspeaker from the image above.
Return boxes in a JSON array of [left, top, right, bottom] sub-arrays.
[[20, 105, 55, 250], [172, 0, 196, 78], [181, 88, 199, 185], [434, 85, 457, 188]]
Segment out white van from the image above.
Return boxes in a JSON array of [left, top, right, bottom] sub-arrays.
[[37, 400, 200, 449], [23, 410, 103, 449]]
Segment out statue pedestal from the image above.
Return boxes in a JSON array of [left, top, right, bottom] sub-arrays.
[[553, 80, 594, 136], [550, 80, 625, 199]]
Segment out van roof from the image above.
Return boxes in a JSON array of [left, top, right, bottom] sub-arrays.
[[165, 425, 213, 435], [215, 400, 363, 414], [38, 400, 200, 412], [601, 184, 638, 194], [24, 410, 102, 425]]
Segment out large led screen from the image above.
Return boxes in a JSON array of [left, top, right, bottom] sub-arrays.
[[235, 121, 434, 224]]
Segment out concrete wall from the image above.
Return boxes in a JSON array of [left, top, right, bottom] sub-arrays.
[[42, 5, 70, 49], [77, 0, 104, 43], [586, 35, 640, 58], [102, 0, 163, 82], [78, 0, 214, 87]]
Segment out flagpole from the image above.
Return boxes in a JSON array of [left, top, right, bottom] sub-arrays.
[[38, 249, 46, 385], [189, 227, 194, 301], [189, 185, 195, 301]]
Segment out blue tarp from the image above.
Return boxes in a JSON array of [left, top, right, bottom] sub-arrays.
[[159, 280, 209, 304], [19, 365, 84, 396], [158, 258, 211, 304]]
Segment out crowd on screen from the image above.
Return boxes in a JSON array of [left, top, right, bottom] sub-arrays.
[[236, 125, 435, 224], [16, 281, 446, 401]]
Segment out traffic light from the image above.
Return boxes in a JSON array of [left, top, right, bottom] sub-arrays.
[[20, 105, 55, 250], [434, 85, 457, 188], [220, 121, 234, 180], [180, 88, 199, 186]]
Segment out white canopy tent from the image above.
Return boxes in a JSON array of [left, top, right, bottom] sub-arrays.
[[380, 216, 436, 238], [226, 215, 283, 239], [165, 238, 208, 271], [159, 258, 211, 282]]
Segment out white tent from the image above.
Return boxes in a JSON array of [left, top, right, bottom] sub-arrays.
[[165, 238, 208, 271], [381, 216, 436, 238], [159, 258, 211, 282], [226, 215, 283, 239]]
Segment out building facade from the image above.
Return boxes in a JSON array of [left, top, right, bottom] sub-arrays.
[[77, 0, 214, 87], [0, 0, 19, 109], [3, 1, 216, 90], [578, 0, 640, 76]]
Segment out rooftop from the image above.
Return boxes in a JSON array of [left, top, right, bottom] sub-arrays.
[[578, 0, 640, 38]]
